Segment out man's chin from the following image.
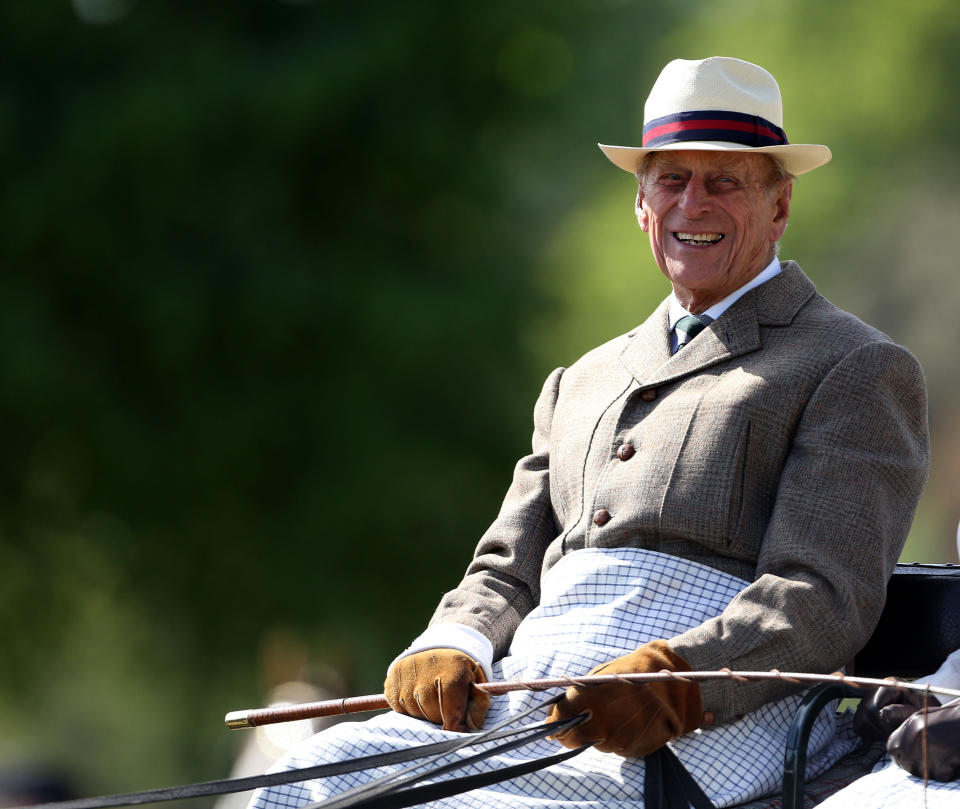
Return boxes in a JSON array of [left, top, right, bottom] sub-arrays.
[[663, 261, 728, 291]]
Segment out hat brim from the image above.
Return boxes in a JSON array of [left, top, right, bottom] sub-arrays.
[[598, 141, 832, 177]]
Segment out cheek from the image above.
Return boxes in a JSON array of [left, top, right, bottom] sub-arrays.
[[743, 201, 780, 244]]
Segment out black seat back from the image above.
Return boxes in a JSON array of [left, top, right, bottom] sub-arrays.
[[853, 563, 960, 679]]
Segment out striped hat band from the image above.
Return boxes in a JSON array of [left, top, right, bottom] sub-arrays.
[[642, 110, 788, 149]]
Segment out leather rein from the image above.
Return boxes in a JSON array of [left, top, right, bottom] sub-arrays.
[[14, 670, 959, 809]]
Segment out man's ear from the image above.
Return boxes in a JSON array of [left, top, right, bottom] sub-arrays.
[[636, 186, 649, 231], [770, 180, 792, 241]]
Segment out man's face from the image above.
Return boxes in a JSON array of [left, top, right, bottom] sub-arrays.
[[636, 151, 792, 313]]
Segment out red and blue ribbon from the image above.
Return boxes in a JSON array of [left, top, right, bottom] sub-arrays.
[[642, 110, 788, 148]]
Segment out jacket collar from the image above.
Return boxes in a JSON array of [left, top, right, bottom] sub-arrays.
[[618, 260, 816, 387]]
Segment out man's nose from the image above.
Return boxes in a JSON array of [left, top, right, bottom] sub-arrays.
[[677, 178, 711, 216]]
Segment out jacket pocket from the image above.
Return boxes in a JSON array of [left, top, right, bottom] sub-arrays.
[[725, 419, 750, 546], [658, 414, 754, 557]]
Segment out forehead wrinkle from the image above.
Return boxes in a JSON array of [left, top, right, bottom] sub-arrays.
[[649, 151, 766, 177]]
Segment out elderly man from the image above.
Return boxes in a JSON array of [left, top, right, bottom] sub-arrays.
[[250, 57, 929, 808]]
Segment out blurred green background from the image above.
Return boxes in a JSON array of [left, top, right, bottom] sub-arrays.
[[2, 0, 959, 800]]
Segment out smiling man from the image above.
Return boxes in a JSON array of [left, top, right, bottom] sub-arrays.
[[637, 151, 791, 314], [251, 57, 930, 808]]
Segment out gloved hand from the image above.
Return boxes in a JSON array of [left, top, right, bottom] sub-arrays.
[[383, 648, 490, 732], [887, 698, 960, 782], [853, 684, 941, 743], [544, 639, 702, 758]]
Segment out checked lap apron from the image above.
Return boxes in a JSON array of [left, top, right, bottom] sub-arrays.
[[249, 548, 858, 809], [815, 756, 960, 809]]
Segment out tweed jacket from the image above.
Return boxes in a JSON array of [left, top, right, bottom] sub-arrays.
[[430, 261, 930, 723]]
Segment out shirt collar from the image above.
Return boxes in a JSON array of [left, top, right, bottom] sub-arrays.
[[668, 257, 781, 330]]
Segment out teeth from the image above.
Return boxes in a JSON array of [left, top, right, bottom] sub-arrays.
[[676, 232, 723, 245]]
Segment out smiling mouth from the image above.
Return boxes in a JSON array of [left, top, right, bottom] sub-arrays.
[[674, 232, 724, 246]]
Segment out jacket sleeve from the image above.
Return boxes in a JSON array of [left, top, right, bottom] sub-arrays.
[[669, 341, 930, 722], [427, 367, 565, 659]]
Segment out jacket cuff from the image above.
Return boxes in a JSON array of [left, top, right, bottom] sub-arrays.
[[388, 623, 494, 682]]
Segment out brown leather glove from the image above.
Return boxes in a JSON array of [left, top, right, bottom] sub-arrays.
[[854, 684, 941, 743], [544, 639, 702, 758], [887, 698, 960, 782], [383, 648, 490, 732]]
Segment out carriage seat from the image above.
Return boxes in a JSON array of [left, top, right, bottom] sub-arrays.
[[739, 562, 960, 809]]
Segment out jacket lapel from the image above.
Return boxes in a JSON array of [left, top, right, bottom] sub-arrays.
[[618, 261, 816, 387]]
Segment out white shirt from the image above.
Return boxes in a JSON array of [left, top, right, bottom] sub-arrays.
[[668, 257, 781, 352]]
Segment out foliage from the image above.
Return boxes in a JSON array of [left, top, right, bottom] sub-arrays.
[[1, 0, 958, 795]]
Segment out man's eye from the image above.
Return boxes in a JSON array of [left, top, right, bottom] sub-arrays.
[[659, 173, 684, 186], [706, 176, 741, 192]]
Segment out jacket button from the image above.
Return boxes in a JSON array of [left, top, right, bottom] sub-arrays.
[[592, 508, 611, 526], [640, 388, 657, 402], [616, 443, 635, 461]]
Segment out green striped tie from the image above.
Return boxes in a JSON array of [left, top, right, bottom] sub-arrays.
[[675, 315, 706, 352]]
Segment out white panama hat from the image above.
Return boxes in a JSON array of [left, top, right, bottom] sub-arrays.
[[599, 56, 831, 176]]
